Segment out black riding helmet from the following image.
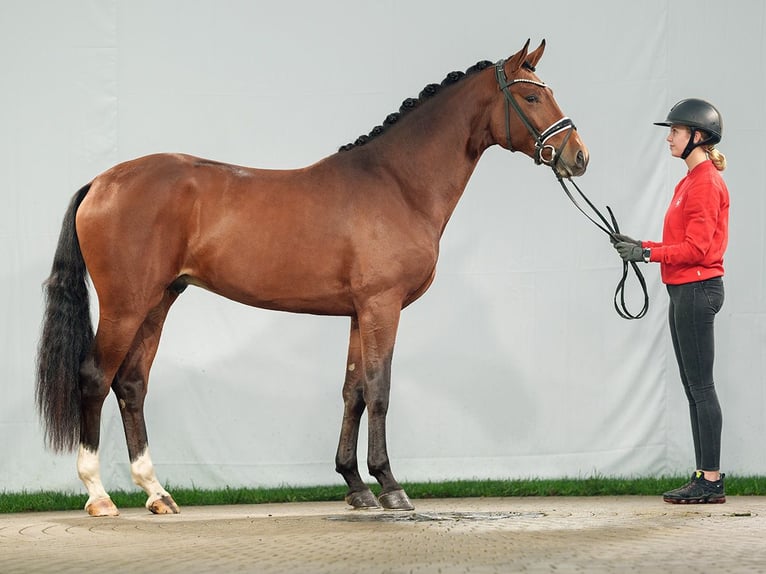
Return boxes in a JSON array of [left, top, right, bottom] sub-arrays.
[[654, 98, 723, 159]]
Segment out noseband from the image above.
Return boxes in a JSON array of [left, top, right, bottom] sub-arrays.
[[495, 60, 576, 168]]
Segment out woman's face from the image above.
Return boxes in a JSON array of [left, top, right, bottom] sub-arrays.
[[665, 126, 699, 157], [665, 125, 699, 158]]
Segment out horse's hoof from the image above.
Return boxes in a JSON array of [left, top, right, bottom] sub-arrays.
[[147, 494, 180, 514], [85, 497, 120, 517], [345, 489, 381, 509], [379, 489, 414, 511]]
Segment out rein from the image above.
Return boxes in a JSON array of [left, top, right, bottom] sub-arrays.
[[554, 174, 649, 320], [495, 59, 649, 320]]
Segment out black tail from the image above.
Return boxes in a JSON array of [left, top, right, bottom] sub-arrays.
[[35, 184, 93, 452]]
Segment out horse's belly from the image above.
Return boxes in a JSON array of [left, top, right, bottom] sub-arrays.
[[229, 288, 356, 317], [185, 264, 356, 316]]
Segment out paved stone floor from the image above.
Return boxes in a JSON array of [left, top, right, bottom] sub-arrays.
[[1, 496, 764, 573]]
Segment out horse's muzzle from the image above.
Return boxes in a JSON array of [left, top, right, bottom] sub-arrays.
[[557, 136, 589, 178]]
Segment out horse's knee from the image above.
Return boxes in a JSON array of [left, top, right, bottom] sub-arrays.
[[342, 376, 365, 406], [366, 397, 390, 417], [361, 373, 391, 416]]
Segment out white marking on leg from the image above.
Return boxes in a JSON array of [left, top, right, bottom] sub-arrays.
[[77, 445, 111, 507], [131, 448, 171, 508]]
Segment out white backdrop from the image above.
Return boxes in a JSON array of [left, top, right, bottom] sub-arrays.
[[1, 0, 765, 494]]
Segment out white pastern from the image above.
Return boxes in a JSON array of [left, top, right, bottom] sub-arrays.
[[131, 448, 171, 507], [77, 445, 111, 507]]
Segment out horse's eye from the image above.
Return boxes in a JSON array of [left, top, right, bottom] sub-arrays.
[[525, 94, 539, 103]]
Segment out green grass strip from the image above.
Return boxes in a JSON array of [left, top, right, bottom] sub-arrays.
[[2, 476, 765, 514]]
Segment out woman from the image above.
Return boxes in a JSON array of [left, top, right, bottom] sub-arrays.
[[613, 98, 729, 504]]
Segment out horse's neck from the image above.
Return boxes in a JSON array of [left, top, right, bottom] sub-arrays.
[[365, 74, 496, 233]]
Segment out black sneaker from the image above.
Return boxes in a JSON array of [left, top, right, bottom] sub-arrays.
[[663, 471, 726, 504]]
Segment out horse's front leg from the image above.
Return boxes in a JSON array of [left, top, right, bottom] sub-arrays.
[[335, 317, 380, 509], [357, 297, 414, 511]]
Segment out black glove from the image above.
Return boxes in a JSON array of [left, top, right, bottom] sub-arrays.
[[614, 242, 645, 262], [609, 233, 641, 246]]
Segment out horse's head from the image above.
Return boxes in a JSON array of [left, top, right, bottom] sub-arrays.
[[492, 40, 589, 178]]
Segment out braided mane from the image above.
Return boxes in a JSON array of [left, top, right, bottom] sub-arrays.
[[338, 60, 494, 152]]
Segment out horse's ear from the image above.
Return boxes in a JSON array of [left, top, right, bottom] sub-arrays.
[[525, 39, 546, 69], [506, 39, 531, 73]]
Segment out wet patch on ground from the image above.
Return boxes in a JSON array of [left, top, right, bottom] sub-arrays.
[[327, 510, 545, 522]]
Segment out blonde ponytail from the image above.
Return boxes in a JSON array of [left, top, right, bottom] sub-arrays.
[[706, 146, 727, 171]]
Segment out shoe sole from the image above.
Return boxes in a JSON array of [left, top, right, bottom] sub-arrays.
[[663, 496, 726, 504]]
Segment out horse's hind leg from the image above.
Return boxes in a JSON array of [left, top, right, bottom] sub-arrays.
[[78, 316, 146, 517], [112, 290, 180, 514], [335, 317, 380, 509]]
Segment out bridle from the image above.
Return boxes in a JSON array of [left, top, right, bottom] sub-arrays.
[[494, 60, 575, 168], [495, 59, 649, 320]]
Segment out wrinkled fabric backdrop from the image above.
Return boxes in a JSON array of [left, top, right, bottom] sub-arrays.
[[2, 0, 765, 493]]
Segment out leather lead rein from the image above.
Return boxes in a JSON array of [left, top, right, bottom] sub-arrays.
[[554, 173, 649, 320]]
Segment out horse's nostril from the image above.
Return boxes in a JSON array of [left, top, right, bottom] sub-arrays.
[[576, 150, 585, 168]]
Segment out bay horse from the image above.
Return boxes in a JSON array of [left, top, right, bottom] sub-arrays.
[[36, 39, 588, 517]]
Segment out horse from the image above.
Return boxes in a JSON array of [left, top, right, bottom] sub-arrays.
[[36, 39, 588, 517]]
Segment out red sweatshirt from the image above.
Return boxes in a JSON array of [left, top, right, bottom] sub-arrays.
[[642, 160, 729, 285]]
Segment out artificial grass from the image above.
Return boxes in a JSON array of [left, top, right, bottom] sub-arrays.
[[2, 476, 765, 513]]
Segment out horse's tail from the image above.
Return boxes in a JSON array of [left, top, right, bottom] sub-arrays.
[[36, 183, 94, 453]]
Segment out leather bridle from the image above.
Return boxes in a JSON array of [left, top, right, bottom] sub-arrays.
[[494, 59, 576, 169]]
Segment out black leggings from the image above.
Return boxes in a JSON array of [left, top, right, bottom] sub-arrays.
[[667, 277, 724, 471]]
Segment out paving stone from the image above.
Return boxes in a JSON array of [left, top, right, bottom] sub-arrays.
[[1, 496, 763, 573]]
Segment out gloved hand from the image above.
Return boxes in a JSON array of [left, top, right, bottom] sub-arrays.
[[610, 233, 641, 246], [614, 242, 644, 262]]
